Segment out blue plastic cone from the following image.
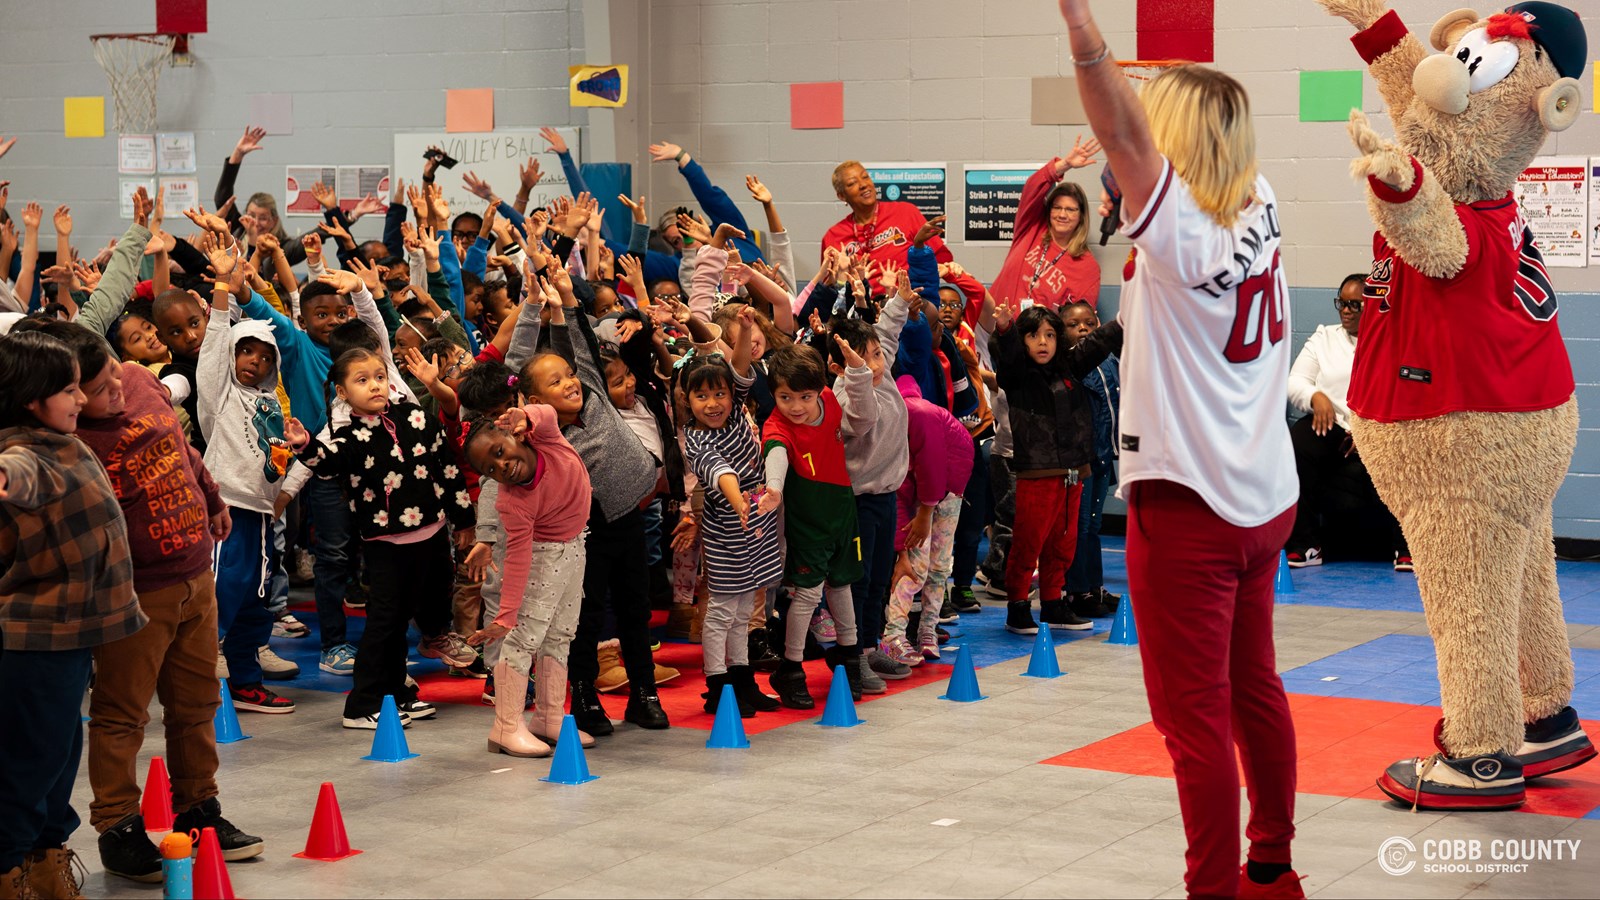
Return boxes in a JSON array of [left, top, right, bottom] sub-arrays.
[[706, 684, 751, 748], [1108, 594, 1138, 646], [541, 714, 600, 784], [938, 645, 987, 702], [361, 695, 417, 762], [817, 664, 864, 727], [214, 680, 250, 744], [1022, 624, 1063, 678], [1275, 550, 1296, 595]]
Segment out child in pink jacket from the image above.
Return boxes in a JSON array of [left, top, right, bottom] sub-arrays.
[[881, 375, 974, 664]]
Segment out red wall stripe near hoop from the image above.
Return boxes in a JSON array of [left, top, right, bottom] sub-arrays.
[[1137, 0, 1214, 63], [156, 0, 207, 35]]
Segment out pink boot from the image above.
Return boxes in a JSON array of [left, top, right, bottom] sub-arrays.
[[487, 661, 551, 758], [531, 657, 595, 749]]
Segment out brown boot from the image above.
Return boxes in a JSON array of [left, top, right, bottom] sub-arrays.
[[0, 865, 27, 900], [486, 661, 551, 758], [23, 848, 85, 900], [666, 604, 698, 641], [595, 641, 629, 694], [530, 657, 595, 748], [690, 596, 708, 643]]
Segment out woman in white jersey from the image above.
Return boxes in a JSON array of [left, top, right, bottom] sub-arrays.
[[1059, 2, 1302, 898]]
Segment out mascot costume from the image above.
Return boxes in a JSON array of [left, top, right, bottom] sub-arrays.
[[1315, 0, 1593, 810]]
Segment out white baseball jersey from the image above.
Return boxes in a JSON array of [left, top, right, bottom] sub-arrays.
[[1115, 159, 1297, 528]]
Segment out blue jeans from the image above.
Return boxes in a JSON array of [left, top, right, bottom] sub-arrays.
[[1066, 463, 1113, 594], [303, 477, 351, 650], [214, 508, 279, 687], [641, 498, 664, 567], [849, 492, 897, 648], [266, 515, 289, 618], [952, 436, 993, 589], [0, 646, 93, 870]]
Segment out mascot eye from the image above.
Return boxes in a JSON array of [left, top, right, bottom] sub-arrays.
[[1453, 28, 1519, 94]]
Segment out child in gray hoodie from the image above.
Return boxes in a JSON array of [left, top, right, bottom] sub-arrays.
[[197, 258, 297, 713]]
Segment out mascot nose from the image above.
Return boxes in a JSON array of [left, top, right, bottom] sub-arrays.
[[1413, 53, 1470, 115]]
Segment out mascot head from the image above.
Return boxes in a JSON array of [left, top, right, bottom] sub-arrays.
[[1398, 2, 1586, 203]]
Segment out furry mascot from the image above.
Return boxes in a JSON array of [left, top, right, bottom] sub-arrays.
[[1315, 0, 1593, 810]]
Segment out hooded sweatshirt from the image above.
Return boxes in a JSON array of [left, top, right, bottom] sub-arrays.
[[894, 375, 975, 551], [835, 281, 911, 497], [198, 310, 292, 514]]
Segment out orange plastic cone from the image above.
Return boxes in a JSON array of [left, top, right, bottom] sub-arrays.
[[140, 756, 173, 831], [192, 826, 236, 900], [292, 782, 362, 861]]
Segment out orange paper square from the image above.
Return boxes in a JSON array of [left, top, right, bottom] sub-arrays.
[[790, 82, 844, 130], [446, 88, 494, 134]]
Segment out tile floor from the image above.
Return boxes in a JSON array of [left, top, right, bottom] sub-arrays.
[[68, 547, 1600, 899]]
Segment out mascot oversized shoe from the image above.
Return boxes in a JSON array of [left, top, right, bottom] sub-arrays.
[[1431, 708, 1598, 779], [1378, 752, 1525, 811]]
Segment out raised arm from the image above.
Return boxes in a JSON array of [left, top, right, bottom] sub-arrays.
[[78, 189, 154, 338]]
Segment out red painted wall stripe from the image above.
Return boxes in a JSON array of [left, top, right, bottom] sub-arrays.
[[1136, 0, 1215, 63]]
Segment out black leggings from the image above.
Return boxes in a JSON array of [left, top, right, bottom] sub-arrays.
[[345, 529, 454, 718], [568, 506, 656, 688]]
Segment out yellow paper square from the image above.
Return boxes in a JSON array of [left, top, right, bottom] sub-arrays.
[[64, 97, 105, 138]]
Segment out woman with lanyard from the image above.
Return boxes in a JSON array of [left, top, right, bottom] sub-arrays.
[[990, 137, 1105, 316]]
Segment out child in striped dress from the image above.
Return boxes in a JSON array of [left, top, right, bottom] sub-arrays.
[[680, 307, 783, 717]]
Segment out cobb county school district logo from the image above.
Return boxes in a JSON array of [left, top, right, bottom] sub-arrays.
[[1380, 837, 1418, 876]]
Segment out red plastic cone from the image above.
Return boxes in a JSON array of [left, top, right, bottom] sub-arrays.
[[192, 826, 236, 900], [140, 756, 173, 831], [293, 782, 362, 861]]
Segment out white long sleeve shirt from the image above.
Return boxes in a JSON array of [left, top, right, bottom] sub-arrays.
[[1287, 323, 1358, 431]]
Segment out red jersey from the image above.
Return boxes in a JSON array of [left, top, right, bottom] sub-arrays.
[[990, 162, 1103, 313], [1349, 179, 1574, 423]]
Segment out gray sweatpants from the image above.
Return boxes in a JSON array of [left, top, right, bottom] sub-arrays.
[[498, 531, 587, 678], [702, 590, 757, 676], [783, 582, 857, 661]]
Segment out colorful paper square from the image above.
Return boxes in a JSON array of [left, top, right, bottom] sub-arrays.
[[64, 97, 105, 138], [1300, 70, 1364, 122], [446, 88, 494, 133]]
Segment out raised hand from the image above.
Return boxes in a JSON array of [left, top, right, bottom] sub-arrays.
[[317, 218, 354, 249], [0, 136, 15, 160], [1346, 110, 1413, 191], [518, 158, 543, 194], [647, 141, 684, 164], [347, 256, 383, 293], [143, 230, 177, 257], [20, 202, 42, 230], [204, 236, 237, 278], [912, 214, 946, 248], [1059, 134, 1103, 171], [52, 205, 72, 235], [462, 170, 495, 201], [74, 260, 103, 292], [316, 267, 362, 294], [301, 231, 323, 258], [152, 184, 165, 227], [808, 309, 824, 334], [390, 177, 407, 205], [710, 222, 745, 250], [538, 126, 568, 155], [416, 224, 441, 262], [878, 259, 902, 295], [495, 406, 531, 436], [833, 333, 866, 370], [617, 193, 647, 224], [182, 203, 229, 235], [310, 181, 337, 211], [937, 261, 966, 280], [350, 193, 385, 219], [283, 417, 310, 450], [566, 192, 597, 232], [402, 346, 441, 386], [426, 182, 449, 224], [231, 126, 267, 162], [744, 174, 772, 204], [994, 301, 1014, 332], [676, 212, 713, 247], [406, 183, 428, 218]]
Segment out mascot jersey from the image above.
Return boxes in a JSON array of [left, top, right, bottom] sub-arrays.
[[1350, 174, 1575, 423]]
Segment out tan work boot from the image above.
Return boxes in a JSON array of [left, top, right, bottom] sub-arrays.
[[530, 657, 595, 748], [595, 641, 629, 694], [0, 865, 28, 900], [665, 604, 699, 641], [486, 661, 551, 758], [23, 848, 85, 900]]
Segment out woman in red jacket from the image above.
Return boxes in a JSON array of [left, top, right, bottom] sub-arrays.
[[991, 139, 1104, 314]]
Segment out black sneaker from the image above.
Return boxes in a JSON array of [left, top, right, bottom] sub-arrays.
[[397, 699, 437, 720], [1069, 591, 1114, 619], [99, 814, 162, 883], [1040, 599, 1094, 631], [172, 798, 264, 861], [229, 683, 295, 714], [937, 597, 959, 624], [1004, 602, 1039, 635], [949, 587, 983, 615]]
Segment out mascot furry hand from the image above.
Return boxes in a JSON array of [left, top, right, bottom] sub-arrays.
[[1317, 0, 1593, 811]]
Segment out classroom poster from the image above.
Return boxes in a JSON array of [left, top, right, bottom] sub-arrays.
[[1514, 156, 1588, 268], [284, 166, 338, 216], [336, 166, 392, 211], [156, 132, 196, 174], [864, 163, 947, 222], [391, 128, 582, 220], [962, 165, 1036, 245], [1589, 158, 1600, 267], [117, 135, 156, 174]]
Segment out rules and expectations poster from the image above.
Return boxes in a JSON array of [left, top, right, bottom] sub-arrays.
[[962, 165, 1036, 245], [1590, 158, 1600, 267], [1514, 156, 1588, 268], [864, 163, 947, 222]]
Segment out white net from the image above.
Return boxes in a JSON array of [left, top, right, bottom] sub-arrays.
[[1118, 60, 1186, 93], [91, 34, 175, 135]]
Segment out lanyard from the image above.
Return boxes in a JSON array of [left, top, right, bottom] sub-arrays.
[[1027, 238, 1072, 301]]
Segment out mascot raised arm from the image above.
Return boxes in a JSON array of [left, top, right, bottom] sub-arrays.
[[1315, 0, 1592, 811]]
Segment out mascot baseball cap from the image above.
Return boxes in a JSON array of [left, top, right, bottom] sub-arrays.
[[1504, 2, 1588, 80]]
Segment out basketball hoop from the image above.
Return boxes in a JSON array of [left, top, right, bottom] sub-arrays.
[[1117, 59, 1188, 90], [90, 33, 181, 134]]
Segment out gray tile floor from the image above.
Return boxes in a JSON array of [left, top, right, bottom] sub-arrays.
[[72, 602, 1600, 899]]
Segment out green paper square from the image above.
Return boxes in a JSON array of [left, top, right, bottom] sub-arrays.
[[1300, 70, 1364, 122]]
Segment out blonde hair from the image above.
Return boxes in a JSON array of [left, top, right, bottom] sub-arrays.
[[1141, 65, 1257, 228], [831, 160, 866, 196]]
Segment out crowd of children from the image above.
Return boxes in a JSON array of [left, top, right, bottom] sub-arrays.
[[0, 127, 1125, 895]]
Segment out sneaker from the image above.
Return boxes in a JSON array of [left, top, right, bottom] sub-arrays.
[[319, 642, 357, 675], [1434, 707, 1599, 779], [1005, 602, 1039, 635], [397, 699, 437, 720], [257, 645, 300, 680], [880, 635, 923, 667], [271, 613, 310, 639], [229, 683, 295, 714], [917, 634, 941, 661], [654, 663, 681, 685], [809, 606, 838, 643], [98, 813, 162, 883], [1069, 591, 1114, 619], [856, 654, 887, 694], [1237, 865, 1307, 900], [1377, 751, 1525, 811], [342, 581, 369, 609], [975, 569, 1007, 599], [447, 653, 488, 678], [1039, 599, 1094, 631], [172, 798, 264, 862], [289, 548, 315, 587], [1285, 548, 1322, 568], [418, 632, 477, 668], [867, 648, 912, 680], [937, 597, 959, 624], [481, 672, 496, 705], [1394, 553, 1414, 573], [949, 587, 983, 615], [342, 710, 410, 730], [935, 625, 951, 644], [215, 651, 229, 681]]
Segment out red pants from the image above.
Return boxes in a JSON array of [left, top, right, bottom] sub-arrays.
[[1125, 480, 1297, 900], [1005, 476, 1081, 603]]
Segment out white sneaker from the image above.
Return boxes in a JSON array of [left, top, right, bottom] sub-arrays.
[[257, 646, 300, 680], [271, 614, 310, 639], [342, 711, 411, 730], [216, 651, 230, 681]]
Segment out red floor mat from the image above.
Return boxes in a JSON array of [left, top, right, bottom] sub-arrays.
[[1042, 694, 1600, 818]]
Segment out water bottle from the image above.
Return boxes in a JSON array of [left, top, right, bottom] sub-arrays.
[[160, 830, 194, 900]]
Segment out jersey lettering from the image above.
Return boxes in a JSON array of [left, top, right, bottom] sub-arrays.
[[1223, 250, 1285, 364], [1365, 257, 1394, 313], [1511, 225, 1557, 321]]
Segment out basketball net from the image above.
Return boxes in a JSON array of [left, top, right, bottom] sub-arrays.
[[91, 34, 175, 135], [1117, 59, 1187, 92]]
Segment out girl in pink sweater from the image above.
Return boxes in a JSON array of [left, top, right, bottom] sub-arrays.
[[882, 375, 974, 664], [464, 403, 593, 758]]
